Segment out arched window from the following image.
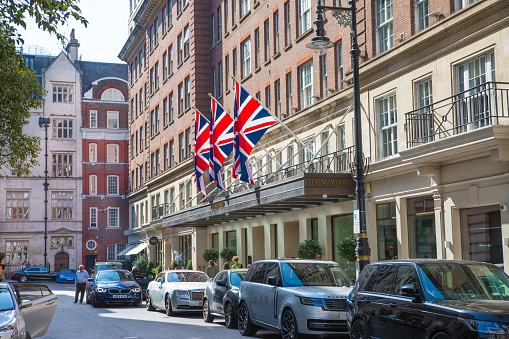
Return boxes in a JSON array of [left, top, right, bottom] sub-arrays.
[[89, 143, 97, 162], [101, 88, 125, 101], [89, 175, 97, 195]]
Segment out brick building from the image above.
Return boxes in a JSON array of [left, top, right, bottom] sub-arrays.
[[121, 0, 509, 273]]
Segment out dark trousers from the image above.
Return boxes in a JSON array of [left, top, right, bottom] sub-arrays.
[[75, 283, 86, 302]]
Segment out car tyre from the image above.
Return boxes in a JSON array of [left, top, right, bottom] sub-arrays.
[[203, 299, 214, 323], [26, 332, 32, 339], [19, 275, 28, 283], [431, 333, 453, 339], [86, 292, 90, 304], [224, 301, 237, 329], [238, 302, 257, 336], [133, 300, 142, 307], [165, 294, 175, 316], [146, 292, 155, 311], [281, 309, 300, 339], [91, 293, 99, 308], [350, 319, 370, 339]]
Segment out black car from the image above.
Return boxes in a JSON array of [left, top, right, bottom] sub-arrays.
[[10, 267, 57, 283], [132, 270, 155, 300], [202, 269, 248, 328], [347, 259, 509, 339]]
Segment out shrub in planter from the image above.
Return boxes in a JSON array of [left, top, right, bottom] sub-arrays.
[[336, 235, 357, 278], [297, 240, 322, 259], [202, 248, 219, 263], [220, 247, 237, 263]]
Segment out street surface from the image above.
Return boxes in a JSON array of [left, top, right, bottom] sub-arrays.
[[40, 282, 283, 339]]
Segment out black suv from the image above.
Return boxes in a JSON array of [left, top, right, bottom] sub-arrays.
[[347, 260, 509, 339]]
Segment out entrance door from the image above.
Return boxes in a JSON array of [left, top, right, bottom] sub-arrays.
[[85, 255, 96, 273], [54, 252, 69, 271]]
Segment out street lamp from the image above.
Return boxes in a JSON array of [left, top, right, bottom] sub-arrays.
[[38, 117, 51, 269], [307, 0, 371, 275]]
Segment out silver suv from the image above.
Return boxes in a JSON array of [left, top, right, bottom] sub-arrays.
[[238, 259, 353, 337]]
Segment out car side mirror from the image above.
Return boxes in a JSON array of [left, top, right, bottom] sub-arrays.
[[88, 277, 94, 282], [216, 280, 226, 287], [351, 278, 356, 285], [400, 284, 420, 300], [267, 276, 278, 286]]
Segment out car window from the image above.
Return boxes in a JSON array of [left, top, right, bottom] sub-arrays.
[[96, 271, 135, 282], [166, 272, 209, 282], [373, 265, 396, 295], [60, 270, 75, 274], [214, 272, 224, 283], [394, 265, 418, 296], [250, 263, 268, 283], [0, 288, 14, 310], [40, 268, 49, 273], [26, 268, 39, 273], [230, 272, 247, 287], [264, 263, 280, 284], [41, 286, 52, 297], [156, 274, 164, 283], [281, 262, 353, 287], [16, 285, 42, 302], [356, 265, 378, 292]]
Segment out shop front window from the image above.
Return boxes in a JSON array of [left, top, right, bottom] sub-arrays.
[[178, 235, 191, 268], [377, 202, 397, 260], [331, 214, 353, 274], [226, 231, 237, 250], [408, 196, 436, 259]]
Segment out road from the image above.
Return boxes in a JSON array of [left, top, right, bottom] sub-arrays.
[[40, 282, 282, 339]]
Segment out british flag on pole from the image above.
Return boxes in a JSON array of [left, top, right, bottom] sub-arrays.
[[209, 96, 234, 190], [233, 81, 277, 184], [194, 109, 210, 196]]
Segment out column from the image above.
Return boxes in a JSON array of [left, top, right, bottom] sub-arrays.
[[396, 196, 408, 260]]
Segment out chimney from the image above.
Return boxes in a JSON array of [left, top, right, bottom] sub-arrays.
[[65, 29, 80, 62]]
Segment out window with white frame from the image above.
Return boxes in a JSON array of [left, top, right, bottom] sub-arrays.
[[108, 208, 120, 227], [90, 207, 98, 228], [337, 125, 346, 150], [52, 84, 73, 103], [455, 0, 478, 10], [336, 42, 343, 90], [107, 176, 119, 195], [299, 62, 313, 109], [169, 45, 174, 74], [298, 0, 311, 36], [321, 53, 328, 98], [89, 143, 97, 162], [101, 88, 125, 101], [415, 0, 429, 32], [52, 119, 73, 139], [107, 144, 119, 163], [183, 25, 190, 59], [107, 243, 126, 261], [107, 111, 119, 128], [376, 0, 393, 54], [51, 191, 73, 219], [6, 192, 29, 220], [241, 38, 251, 78], [414, 78, 433, 143], [240, 0, 249, 17], [378, 93, 398, 158], [89, 174, 97, 195], [89, 110, 97, 128], [52, 153, 73, 177]]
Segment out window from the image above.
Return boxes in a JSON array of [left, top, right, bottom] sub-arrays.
[[218, 62, 223, 97], [274, 11, 280, 54], [275, 80, 281, 117], [376, 0, 393, 53], [415, 0, 429, 32], [5, 241, 28, 274], [264, 20, 270, 62], [108, 208, 120, 228], [226, 230, 237, 250], [107, 111, 119, 129], [285, 2, 291, 46], [177, 0, 182, 13], [233, 48, 238, 78], [179, 132, 185, 162], [52, 84, 73, 103], [155, 61, 159, 90], [169, 45, 174, 74], [139, 126, 144, 152], [6, 192, 29, 220], [232, 0, 236, 25], [132, 206, 136, 228], [299, 62, 313, 109], [225, 55, 230, 90], [169, 92, 174, 123], [140, 165, 144, 185], [287, 73, 293, 115], [107, 144, 119, 163], [265, 85, 271, 109], [337, 125, 346, 150], [150, 67, 155, 93], [51, 191, 73, 219], [169, 187, 176, 213], [140, 202, 145, 224], [156, 149, 160, 175], [183, 25, 190, 59], [163, 53, 168, 82], [107, 243, 126, 261], [378, 93, 397, 158], [164, 143, 169, 170], [139, 88, 143, 112], [89, 143, 97, 162], [321, 54, 328, 98], [179, 183, 185, 209], [145, 122, 150, 146], [52, 119, 73, 139], [90, 207, 98, 228], [51, 237, 74, 248], [139, 49, 143, 75], [178, 82, 184, 114], [408, 196, 436, 259], [455, 0, 478, 11], [168, 0, 173, 27], [163, 97, 168, 126], [101, 88, 124, 101], [149, 25, 154, 51], [177, 33, 183, 64], [298, 0, 311, 36], [241, 38, 251, 78], [107, 176, 119, 195], [162, 5, 167, 31], [185, 128, 192, 158], [155, 106, 160, 133], [331, 214, 354, 267], [169, 139, 175, 167], [377, 202, 397, 260], [151, 152, 156, 177], [224, 0, 229, 33], [217, 6, 222, 40], [154, 17, 159, 46], [89, 174, 97, 195], [185, 76, 191, 108], [90, 110, 97, 128], [240, 0, 249, 17], [130, 99, 134, 121], [336, 42, 343, 90], [186, 181, 192, 205], [413, 79, 433, 143], [52, 153, 73, 177], [213, 66, 217, 97], [254, 28, 260, 69]]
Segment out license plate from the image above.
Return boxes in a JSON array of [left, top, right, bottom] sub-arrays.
[[198, 301, 203, 306], [112, 294, 128, 298]]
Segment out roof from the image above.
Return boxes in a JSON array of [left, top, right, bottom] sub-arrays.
[[77, 60, 127, 94], [253, 259, 336, 264], [159, 270, 205, 274], [369, 259, 498, 266]]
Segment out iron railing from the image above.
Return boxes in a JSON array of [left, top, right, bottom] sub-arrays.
[[405, 82, 509, 147]]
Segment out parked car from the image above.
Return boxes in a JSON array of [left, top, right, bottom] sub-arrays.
[[10, 267, 57, 283], [1, 282, 58, 338], [55, 269, 76, 283], [132, 270, 156, 300], [86, 269, 142, 307], [238, 259, 353, 338], [146, 270, 211, 316], [203, 268, 248, 328], [347, 259, 509, 339]]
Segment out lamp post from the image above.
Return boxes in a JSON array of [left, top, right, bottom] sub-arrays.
[[38, 117, 50, 269], [307, 0, 370, 274]]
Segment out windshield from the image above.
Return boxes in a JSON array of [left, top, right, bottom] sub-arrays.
[[417, 263, 509, 301], [96, 264, 123, 271], [167, 272, 209, 283], [60, 269, 75, 274], [0, 288, 14, 311], [281, 263, 352, 287], [230, 272, 247, 287], [96, 271, 135, 282]]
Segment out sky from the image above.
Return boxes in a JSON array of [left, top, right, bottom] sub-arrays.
[[18, 0, 129, 64]]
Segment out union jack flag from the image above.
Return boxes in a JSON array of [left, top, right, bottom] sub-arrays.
[[233, 81, 277, 184], [194, 109, 210, 196], [209, 96, 234, 190]]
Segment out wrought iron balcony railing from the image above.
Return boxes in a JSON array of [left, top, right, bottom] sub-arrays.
[[405, 82, 509, 147]]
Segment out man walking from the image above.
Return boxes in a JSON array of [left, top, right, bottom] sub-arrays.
[[74, 265, 89, 304]]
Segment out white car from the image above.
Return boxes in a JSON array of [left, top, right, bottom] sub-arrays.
[[145, 270, 211, 316]]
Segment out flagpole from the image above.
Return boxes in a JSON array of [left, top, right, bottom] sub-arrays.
[[193, 106, 210, 124]]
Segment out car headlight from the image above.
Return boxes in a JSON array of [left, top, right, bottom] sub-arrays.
[[0, 316, 17, 334], [132, 288, 141, 293], [175, 290, 189, 298], [465, 320, 505, 334], [96, 287, 107, 293], [300, 297, 325, 307]]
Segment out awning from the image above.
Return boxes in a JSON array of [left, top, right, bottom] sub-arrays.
[[124, 243, 147, 256], [117, 244, 138, 256]]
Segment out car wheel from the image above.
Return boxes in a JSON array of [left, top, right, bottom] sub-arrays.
[[86, 291, 91, 304], [91, 294, 99, 308], [165, 294, 175, 316], [224, 302, 237, 329], [26, 331, 32, 339], [431, 332, 453, 339], [281, 309, 300, 339], [146, 292, 155, 311], [203, 299, 214, 323], [350, 319, 370, 339], [133, 300, 142, 307], [19, 275, 28, 283], [238, 302, 257, 336]]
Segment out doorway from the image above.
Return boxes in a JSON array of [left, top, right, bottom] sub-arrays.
[[54, 252, 69, 271], [85, 255, 97, 273]]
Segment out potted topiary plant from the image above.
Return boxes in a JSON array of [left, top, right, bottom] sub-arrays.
[[220, 247, 237, 264], [297, 240, 323, 259], [202, 248, 219, 263], [336, 235, 357, 278]]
